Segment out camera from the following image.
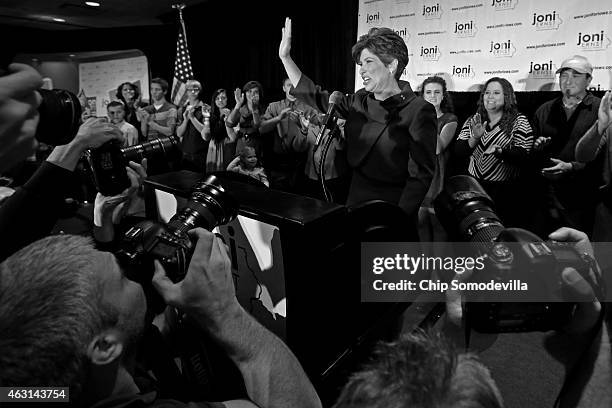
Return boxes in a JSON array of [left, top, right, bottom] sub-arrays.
[[116, 174, 238, 284], [36, 89, 82, 146], [85, 135, 181, 196], [434, 175, 593, 333]]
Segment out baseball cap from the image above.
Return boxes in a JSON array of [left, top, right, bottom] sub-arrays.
[[555, 55, 593, 75]]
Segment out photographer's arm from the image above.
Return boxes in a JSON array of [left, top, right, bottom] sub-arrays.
[[538, 228, 606, 407], [152, 229, 321, 408], [0, 118, 123, 261]]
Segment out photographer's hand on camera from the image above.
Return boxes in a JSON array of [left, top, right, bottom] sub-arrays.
[[47, 117, 123, 171], [0, 63, 43, 173], [151, 228, 321, 408], [544, 228, 610, 408], [152, 228, 238, 325], [548, 227, 602, 334]]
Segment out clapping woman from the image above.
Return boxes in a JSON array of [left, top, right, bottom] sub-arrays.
[[453, 77, 534, 227], [204, 88, 237, 172]]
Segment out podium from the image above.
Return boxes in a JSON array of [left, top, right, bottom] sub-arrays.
[[144, 170, 413, 402]]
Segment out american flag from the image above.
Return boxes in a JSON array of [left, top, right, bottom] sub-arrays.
[[171, 16, 194, 107]]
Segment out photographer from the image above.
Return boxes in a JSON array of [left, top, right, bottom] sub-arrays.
[[442, 227, 606, 408], [0, 116, 123, 261], [0, 229, 321, 408]]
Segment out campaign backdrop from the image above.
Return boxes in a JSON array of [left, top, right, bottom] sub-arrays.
[[356, 0, 612, 91], [79, 55, 149, 116]]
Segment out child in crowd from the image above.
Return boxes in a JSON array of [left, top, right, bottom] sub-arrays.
[[227, 145, 269, 187], [107, 101, 138, 147]]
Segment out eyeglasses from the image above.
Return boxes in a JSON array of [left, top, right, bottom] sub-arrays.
[[187, 88, 201, 92]]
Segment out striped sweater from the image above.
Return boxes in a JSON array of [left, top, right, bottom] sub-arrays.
[[457, 114, 533, 181]]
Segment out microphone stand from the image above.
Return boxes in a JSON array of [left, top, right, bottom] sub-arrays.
[[316, 119, 339, 202]]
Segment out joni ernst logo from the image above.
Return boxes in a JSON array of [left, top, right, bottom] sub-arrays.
[[452, 64, 476, 78], [419, 45, 441, 62], [491, 0, 518, 11], [577, 30, 611, 51], [366, 11, 381, 24], [422, 3, 443, 19], [453, 20, 478, 37], [489, 39, 516, 57], [532, 11, 562, 31], [394, 27, 410, 41], [528, 60, 556, 78]]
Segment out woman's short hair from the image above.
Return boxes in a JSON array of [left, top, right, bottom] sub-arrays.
[[351, 27, 408, 81], [421, 76, 454, 113]]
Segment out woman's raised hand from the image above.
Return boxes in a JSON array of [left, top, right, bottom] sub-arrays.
[[279, 17, 292, 60], [234, 88, 244, 107]]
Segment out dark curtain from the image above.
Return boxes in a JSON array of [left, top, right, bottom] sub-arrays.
[[1, 0, 358, 105]]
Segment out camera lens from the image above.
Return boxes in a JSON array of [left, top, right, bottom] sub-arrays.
[[35, 89, 82, 146], [166, 174, 238, 235], [121, 135, 181, 163], [434, 175, 504, 243]]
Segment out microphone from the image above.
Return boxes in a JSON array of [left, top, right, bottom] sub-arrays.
[[315, 91, 344, 148]]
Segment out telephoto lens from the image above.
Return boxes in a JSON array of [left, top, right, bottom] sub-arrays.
[[434, 175, 505, 245], [121, 135, 181, 163], [87, 135, 181, 196], [35, 89, 82, 146], [118, 174, 238, 284]]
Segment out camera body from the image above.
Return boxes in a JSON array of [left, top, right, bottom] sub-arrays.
[[86, 135, 181, 196], [435, 175, 592, 332], [115, 175, 238, 284], [465, 228, 590, 332], [117, 220, 194, 283], [85, 139, 130, 196]]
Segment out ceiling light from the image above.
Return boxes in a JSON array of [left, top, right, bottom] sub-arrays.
[[85, 1, 100, 6], [52, 18, 66, 22]]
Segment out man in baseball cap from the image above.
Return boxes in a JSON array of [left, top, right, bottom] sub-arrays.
[[555, 55, 593, 76], [530, 53, 601, 237]]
